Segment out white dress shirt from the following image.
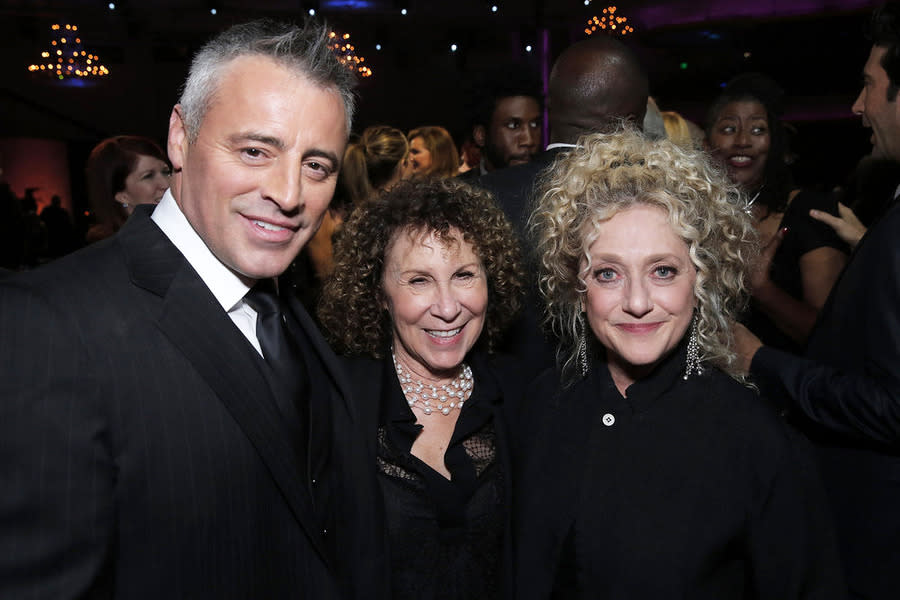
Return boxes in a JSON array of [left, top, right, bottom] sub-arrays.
[[151, 189, 264, 356]]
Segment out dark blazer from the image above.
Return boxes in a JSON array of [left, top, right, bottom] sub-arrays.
[[473, 148, 570, 375], [476, 147, 568, 240], [751, 198, 900, 599], [516, 352, 843, 599], [0, 206, 385, 599], [339, 352, 520, 600]]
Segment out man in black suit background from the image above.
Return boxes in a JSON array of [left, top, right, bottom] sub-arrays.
[[736, 4, 900, 597], [477, 35, 649, 372], [0, 20, 384, 599]]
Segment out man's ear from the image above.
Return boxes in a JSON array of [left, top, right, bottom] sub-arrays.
[[168, 104, 188, 172], [473, 125, 486, 149]]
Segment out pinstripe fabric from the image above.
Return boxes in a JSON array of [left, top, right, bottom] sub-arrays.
[[0, 207, 386, 599]]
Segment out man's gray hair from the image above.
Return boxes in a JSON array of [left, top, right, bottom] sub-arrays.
[[179, 19, 356, 142]]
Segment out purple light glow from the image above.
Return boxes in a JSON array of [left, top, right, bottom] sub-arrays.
[[634, 0, 872, 30]]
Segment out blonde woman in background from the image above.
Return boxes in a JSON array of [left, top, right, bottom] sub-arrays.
[[406, 126, 460, 179], [341, 125, 409, 207]]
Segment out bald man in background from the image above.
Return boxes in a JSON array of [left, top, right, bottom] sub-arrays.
[[477, 34, 649, 374]]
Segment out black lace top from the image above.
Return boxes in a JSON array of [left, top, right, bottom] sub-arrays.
[[376, 354, 506, 600]]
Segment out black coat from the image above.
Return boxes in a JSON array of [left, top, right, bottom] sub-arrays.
[[476, 147, 568, 241], [515, 348, 844, 599], [0, 206, 386, 599], [340, 352, 519, 600], [751, 198, 900, 599], [473, 148, 571, 376]]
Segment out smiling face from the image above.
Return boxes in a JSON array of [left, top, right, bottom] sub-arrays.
[[382, 227, 488, 383], [582, 204, 697, 394], [167, 54, 348, 285], [707, 99, 770, 191], [853, 45, 900, 161], [481, 95, 541, 170], [116, 154, 171, 212], [407, 136, 433, 176]]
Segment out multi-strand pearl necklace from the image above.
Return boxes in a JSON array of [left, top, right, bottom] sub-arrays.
[[392, 351, 473, 416]]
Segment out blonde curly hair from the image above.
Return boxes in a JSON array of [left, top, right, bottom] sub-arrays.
[[530, 126, 758, 384], [319, 178, 524, 358]]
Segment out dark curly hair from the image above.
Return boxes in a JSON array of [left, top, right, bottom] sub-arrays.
[[318, 178, 524, 358]]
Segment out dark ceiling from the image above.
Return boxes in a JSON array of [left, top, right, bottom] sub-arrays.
[[0, 0, 883, 187]]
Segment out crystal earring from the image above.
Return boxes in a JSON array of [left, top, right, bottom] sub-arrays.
[[683, 314, 702, 380], [577, 310, 589, 377]]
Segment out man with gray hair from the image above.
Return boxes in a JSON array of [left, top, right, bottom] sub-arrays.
[[0, 20, 384, 599]]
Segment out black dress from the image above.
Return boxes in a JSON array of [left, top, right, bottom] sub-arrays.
[[514, 342, 844, 599], [341, 352, 515, 600], [745, 190, 848, 352]]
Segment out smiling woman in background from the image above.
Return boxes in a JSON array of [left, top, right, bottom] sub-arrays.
[[85, 135, 171, 243], [318, 178, 523, 599], [515, 127, 843, 599], [705, 74, 847, 351], [405, 126, 460, 179]]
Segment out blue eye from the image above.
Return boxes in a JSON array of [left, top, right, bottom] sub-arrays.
[[654, 266, 677, 278], [595, 268, 617, 281]]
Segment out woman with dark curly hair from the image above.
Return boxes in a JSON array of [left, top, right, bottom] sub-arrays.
[[318, 178, 523, 600], [705, 74, 848, 352], [515, 127, 842, 598]]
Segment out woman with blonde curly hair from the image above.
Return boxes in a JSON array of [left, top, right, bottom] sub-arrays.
[[514, 127, 842, 598], [318, 178, 523, 599]]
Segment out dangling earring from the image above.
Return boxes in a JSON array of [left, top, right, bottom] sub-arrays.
[[683, 314, 702, 380], [577, 309, 589, 377]]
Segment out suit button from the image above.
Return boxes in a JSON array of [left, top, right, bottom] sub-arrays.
[[311, 478, 317, 486], [322, 528, 328, 536], [602, 413, 615, 427]]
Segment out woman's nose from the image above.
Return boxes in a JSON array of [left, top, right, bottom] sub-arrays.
[[622, 279, 653, 317], [431, 286, 462, 321]]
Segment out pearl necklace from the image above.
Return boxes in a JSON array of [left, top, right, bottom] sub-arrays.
[[392, 352, 473, 416]]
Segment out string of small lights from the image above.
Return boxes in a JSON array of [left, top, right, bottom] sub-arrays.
[[585, 6, 635, 36], [27, 23, 109, 80], [328, 31, 372, 78]]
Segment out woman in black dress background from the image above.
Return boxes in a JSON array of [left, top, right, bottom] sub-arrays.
[[318, 178, 523, 599], [515, 127, 843, 599], [705, 73, 848, 351]]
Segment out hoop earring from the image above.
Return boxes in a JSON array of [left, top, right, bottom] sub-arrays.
[[683, 314, 702, 380]]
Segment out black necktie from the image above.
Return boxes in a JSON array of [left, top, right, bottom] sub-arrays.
[[245, 280, 293, 366], [244, 280, 308, 448]]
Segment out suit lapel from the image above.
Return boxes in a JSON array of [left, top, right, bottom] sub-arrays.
[[119, 208, 330, 561], [284, 296, 354, 420], [282, 297, 354, 476]]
